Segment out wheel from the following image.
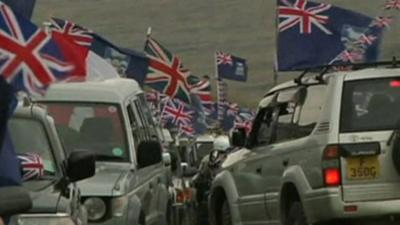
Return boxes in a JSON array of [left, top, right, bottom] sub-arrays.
[[221, 200, 232, 225], [286, 201, 308, 225]]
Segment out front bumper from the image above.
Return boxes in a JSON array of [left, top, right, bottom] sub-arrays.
[[10, 213, 77, 225], [304, 187, 400, 224], [88, 216, 126, 225]]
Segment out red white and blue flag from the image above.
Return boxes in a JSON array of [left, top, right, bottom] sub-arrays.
[[145, 37, 192, 104], [277, 0, 384, 71], [50, 18, 94, 47], [0, 3, 86, 94], [216, 51, 248, 82], [17, 153, 44, 181], [162, 99, 194, 127]]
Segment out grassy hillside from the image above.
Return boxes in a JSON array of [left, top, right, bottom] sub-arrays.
[[33, 0, 400, 107]]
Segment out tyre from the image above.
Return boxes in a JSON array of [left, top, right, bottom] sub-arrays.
[[221, 200, 232, 225], [286, 201, 308, 225]]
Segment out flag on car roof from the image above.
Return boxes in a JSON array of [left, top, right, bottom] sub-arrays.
[[276, 0, 384, 71], [145, 37, 192, 104], [1, 0, 36, 19], [0, 4, 86, 95], [50, 18, 149, 85], [216, 51, 248, 81]]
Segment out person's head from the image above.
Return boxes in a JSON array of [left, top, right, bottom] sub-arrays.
[[213, 135, 230, 152]]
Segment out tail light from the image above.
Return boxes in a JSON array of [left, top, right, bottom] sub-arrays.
[[322, 145, 342, 186], [176, 190, 185, 203]]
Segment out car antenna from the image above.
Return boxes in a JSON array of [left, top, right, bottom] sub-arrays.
[[392, 56, 398, 68]]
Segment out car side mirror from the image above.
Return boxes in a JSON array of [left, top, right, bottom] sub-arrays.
[[162, 152, 171, 167], [181, 162, 197, 177], [232, 128, 246, 147], [67, 151, 96, 182], [0, 186, 32, 216], [137, 140, 162, 168]]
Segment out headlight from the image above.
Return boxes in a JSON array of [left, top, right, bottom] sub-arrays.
[[111, 196, 128, 217], [83, 197, 107, 221], [16, 214, 75, 225]]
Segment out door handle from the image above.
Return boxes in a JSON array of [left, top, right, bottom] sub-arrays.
[[283, 159, 289, 167], [256, 167, 262, 174]]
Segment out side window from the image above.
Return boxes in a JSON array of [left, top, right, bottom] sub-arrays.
[[248, 95, 275, 147], [274, 102, 296, 143], [293, 85, 327, 138], [126, 104, 141, 148]]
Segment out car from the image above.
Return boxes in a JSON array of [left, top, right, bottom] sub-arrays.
[[35, 78, 172, 225], [8, 103, 95, 225], [208, 67, 400, 225]]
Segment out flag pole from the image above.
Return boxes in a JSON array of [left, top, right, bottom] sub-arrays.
[[214, 51, 221, 130], [273, 0, 279, 86]]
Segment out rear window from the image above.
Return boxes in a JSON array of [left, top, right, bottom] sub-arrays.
[[340, 78, 400, 132]]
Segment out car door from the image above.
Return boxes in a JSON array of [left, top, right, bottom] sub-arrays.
[[231, 95, 276, 224], [125, 97, 161, 224], [133, 94, 167, 223]]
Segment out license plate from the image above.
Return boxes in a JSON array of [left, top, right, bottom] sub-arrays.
[[346, 156, 380, 180]]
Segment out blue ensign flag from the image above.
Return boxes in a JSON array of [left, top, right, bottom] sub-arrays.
[[90, 35, 150, 86], [277, 0, 384, 71], [1, 0, 36, 19], [216, 51, 248, 81]]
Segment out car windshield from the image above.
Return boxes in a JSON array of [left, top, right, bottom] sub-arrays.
[[8, 118, 58, 190], [340, 78, 400, 132], [43, 102, 129, 162]]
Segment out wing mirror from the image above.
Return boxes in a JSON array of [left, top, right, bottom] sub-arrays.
[[231, 128, 246, 147], [180, 162, 197, 177], [137, 140, 162, 168], [0, 186, 32, 216], [67, 151, 95, 182], [162, 152, 172, 167]]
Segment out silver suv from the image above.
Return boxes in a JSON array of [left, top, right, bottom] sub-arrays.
[[209, 68, 400, 225], [36, 78, 171, 225]]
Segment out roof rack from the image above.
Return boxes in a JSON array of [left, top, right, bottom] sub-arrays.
[[293, 57, 400, 86]]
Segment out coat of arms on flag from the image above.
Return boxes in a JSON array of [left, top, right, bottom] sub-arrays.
[[277, 0, 384, 71], [216, 51, 248, 82], [145, 37, 192, 104]]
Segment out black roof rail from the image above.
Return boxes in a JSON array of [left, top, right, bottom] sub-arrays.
[[294, 58, 400, 86]]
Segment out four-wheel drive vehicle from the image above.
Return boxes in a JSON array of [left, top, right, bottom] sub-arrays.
[[35, 78, 171, 225], [8, 104, 95, 225], [209, 68, 400, 225]]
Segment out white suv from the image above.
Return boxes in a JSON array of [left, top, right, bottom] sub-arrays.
[[209, 68, 400, 225]]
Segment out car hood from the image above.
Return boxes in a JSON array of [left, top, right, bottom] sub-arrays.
[[24, 181, 59, 213], [77, 163, 131, 196]]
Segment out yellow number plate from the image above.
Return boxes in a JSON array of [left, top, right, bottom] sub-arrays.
[[346, 156, 380, 180]]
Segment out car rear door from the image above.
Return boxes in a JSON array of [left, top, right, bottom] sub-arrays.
[[339, 77, 400, 203]]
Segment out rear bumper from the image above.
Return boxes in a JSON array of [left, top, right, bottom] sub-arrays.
[[304, 187, 400, 224]]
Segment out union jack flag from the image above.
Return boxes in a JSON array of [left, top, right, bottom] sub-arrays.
[[145, 37, 192, 104], [372, 16, 393, 28], [17, 153, 44, 181], [179, 124, 195, 137], [0, 3, 83, 95], [234, 110, 255, 135], [162, 99, 194, 127], [216, 52, 233, 65], [385, 0, 400, 10], [227, 102, 240, 116], [340, 50, 363, 63], [358, 34, 377, 46], [278, 0, 332, 34], [50, 18, 94, 47]]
